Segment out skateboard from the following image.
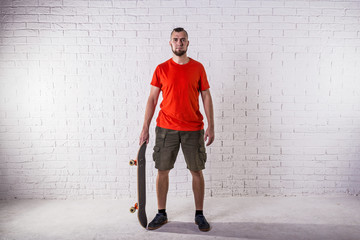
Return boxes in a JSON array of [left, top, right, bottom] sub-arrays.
[[129, 141, 147, 229]]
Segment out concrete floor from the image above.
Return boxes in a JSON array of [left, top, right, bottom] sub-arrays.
[[1, 195, 360, 240]]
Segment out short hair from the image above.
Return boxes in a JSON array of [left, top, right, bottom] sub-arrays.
[[170, 27, 188, 39]]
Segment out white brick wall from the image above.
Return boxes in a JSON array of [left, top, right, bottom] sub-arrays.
[[0, 0, 359, 199]]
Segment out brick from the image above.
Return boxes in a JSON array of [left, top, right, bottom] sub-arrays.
[[249, 7, 273, 15], [236, 1, 261, 7], [39, 0, 62, 6], [39, 14, 63, 22], [235, 15, 259, 22], [13, 0, 38, 6], [64, 15, 89, 23], [63, 0, 88, 7], [273, 8, 297, 16], [25, 7, 51, 14], [13, 14, 39, 22]]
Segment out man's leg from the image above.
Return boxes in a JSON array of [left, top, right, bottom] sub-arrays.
[[148, 170, 170, 230], [190, 169, 210, 232], [156, 169, 170, 209], [190, 170, 204, 210], [149, 127, 180, 230]]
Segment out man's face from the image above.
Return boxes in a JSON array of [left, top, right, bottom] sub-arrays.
[[169, 31, 189, 57]]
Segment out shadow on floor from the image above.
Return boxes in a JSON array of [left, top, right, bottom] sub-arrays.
[[156, 221, 360, 240]]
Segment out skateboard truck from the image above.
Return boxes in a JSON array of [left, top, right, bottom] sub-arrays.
[[130, 203, 138, 213]]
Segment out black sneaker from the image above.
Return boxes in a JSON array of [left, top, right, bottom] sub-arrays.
[[195, 215, 211, 232], [148, 213, 168, 230]]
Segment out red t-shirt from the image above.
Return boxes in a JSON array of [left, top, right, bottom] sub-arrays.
[[151, 58, 210, 131]]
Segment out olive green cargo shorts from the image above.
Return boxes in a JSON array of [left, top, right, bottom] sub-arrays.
[[153, 126, 207, 171]]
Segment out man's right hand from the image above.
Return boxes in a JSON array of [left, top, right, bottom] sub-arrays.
[[139, 128, 149, 145]]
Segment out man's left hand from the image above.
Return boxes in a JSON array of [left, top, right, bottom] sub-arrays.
[[204, 128, 215, 146]]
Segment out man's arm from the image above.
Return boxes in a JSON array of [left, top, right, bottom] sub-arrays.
[[201, 89, 215, 146], [139, 86, 161, 145]]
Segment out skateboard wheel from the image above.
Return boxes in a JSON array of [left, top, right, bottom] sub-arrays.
[[130, 207, 136, 213], [129, 159, 137, 166]]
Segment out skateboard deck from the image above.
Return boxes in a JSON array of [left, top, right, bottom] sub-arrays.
[[129, 141, 147, 228]]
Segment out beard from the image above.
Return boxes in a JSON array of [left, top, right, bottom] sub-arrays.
[[172, 48, 187, 57]]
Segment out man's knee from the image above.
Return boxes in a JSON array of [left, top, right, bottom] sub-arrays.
[[158, 169, 170, 177], [190, 170, 203, 178]]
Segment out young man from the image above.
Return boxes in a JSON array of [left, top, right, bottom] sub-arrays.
[[139, 27, 215, 232]]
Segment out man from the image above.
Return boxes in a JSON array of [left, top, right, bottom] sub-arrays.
[[139, 27, 215, 232]]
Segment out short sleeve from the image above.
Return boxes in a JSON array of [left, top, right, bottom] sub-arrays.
[[199, 64, 210, 91], [151, 66, 162, 88]]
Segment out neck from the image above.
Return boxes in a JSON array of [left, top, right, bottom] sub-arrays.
[[172, 54, 190, 65]]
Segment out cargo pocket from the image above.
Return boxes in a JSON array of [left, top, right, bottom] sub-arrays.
[[199, 147, 207, 162], [153, 146, 160, 169], [153, 146, 160, 162]]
